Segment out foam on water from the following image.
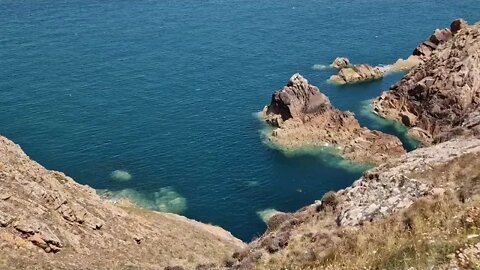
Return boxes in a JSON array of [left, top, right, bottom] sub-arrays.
[[256, 208, 282, 223], [245, 181, 260, 187], [104, 188, 152, 207]]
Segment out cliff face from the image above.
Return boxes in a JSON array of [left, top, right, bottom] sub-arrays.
[[0, 136, 244, 270], [262, 73, 405, 165], [373, 21, 480, 145]]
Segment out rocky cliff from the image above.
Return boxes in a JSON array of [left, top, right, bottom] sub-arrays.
[[373, 20, 480, 145], [262, 73, 405, 164], [0, 136, 244, 270], [229, 138, 480, 269], [412, 19, 468, 62]]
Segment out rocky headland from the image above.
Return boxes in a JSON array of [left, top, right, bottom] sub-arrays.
[[413, 19, 468, 62], [373, 20, 480, 145], [0, 136, 244, 269], [262, 73, 405, 164]]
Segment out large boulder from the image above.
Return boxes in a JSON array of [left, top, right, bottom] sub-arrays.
[[262, 74, 405, 164], [373, 19, 480, 145]]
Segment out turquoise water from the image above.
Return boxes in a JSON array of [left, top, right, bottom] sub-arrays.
[[0, 0, 478, 241]]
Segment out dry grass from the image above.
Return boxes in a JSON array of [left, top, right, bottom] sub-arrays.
[[251, 153, 480, 270], [318, 195, 474, 270], [254, 194, 480, 270]]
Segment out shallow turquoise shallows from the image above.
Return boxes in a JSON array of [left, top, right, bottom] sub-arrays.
[[0, 0, 478, 241]]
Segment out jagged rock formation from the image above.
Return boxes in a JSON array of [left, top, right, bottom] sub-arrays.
[[0, 136, 244, 269], [329, 64, 385, 84], [413, 19, 468, 62], [373, 20, 480, 145], [262, 73, 405, 164], [328, 19, 468, 85], [331, 57, 350, 69], [229, 138, 480, 269]]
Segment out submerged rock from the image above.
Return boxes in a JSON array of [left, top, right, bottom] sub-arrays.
[[373, 19, 480, 145], [262, 73, 405, 164], [329, 64, 385, 84], [331, 57, 350, 69]]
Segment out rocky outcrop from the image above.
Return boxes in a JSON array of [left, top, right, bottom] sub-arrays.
[[335, 139, 478, 226], [329, 64, 385, 84], [229, 138, 480, 269], [331, 57, 350, 69], [262, 73, 405, 164], [0, 136, 244, 269], [413, 19, 468, 62], [328, 19, 469, 84], [373, 20, 480, 145]]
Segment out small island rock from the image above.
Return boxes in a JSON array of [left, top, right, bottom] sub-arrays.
[[262, 73, 405, 164], [329, 64, 384, 85]]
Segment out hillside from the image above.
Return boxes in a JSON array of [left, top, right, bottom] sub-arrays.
[[0, 136, 244, 270]]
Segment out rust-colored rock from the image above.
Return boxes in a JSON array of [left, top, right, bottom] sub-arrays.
[[329, 64, 384, 84], [262, 73, 405, 164], [412, 19, 467, 62], [373, 20, 480, 145]]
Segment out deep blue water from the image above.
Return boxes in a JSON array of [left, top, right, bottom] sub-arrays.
[[0, 0, 478, 241]]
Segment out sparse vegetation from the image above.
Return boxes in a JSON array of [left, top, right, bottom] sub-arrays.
[[245, 152, 480, 270]]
